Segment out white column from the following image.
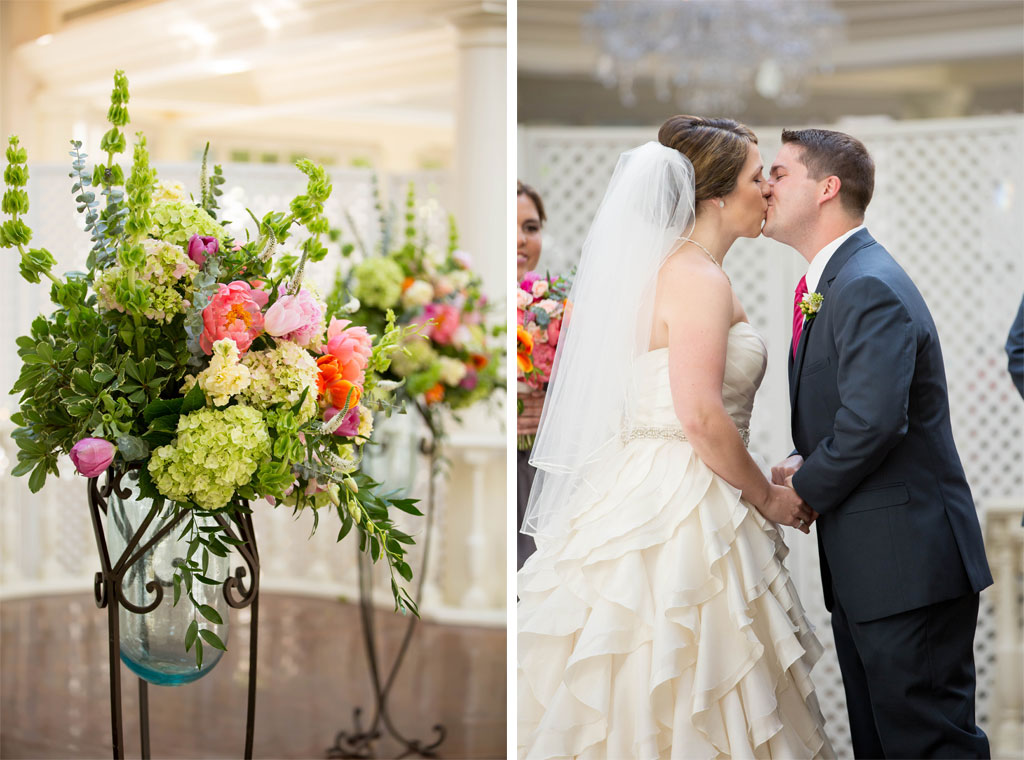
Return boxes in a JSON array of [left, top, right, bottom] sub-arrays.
[[449, 6, 506, 303], [459, 448, 494, 608]]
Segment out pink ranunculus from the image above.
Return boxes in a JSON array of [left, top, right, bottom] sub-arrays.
[[264, 287, 325, 348], [324, 405, 360, 437], [519, 271, 540, 293], [187, 234, 219, 267], [322, 318, 372, 380], [69, 438, 116, 478], [421, 303, 461, 345], [200, 280, 265, 355], [531, 279, 549, 298]]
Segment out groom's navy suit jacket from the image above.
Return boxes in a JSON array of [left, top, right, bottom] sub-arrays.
[[789, 228, 992, 623]]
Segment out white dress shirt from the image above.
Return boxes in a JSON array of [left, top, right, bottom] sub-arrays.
[[804, 224, 866, 294]]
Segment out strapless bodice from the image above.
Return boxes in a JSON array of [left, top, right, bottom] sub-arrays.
[[625, 321, 768, 431]]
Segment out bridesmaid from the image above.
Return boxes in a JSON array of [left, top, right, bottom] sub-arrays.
[[517, 180, 546, 569]]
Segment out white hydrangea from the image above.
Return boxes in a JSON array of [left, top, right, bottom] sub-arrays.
[[401, 280, 434, 309], [438, 356, 468, 386], [197, 338, 252, 406]]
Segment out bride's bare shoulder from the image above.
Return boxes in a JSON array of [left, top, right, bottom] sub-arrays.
[[657, 251, 731, 306]]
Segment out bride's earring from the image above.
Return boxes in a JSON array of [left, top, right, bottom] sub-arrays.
[[718, 200, 725, 208]]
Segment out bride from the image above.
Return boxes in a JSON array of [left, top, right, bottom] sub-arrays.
[[518, 116, 835, 760]]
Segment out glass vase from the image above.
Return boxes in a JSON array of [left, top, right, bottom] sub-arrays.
[[107, 471, 230, 685]]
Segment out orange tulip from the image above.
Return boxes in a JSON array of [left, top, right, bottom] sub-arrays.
[[317, 354, 362, 410], [425, 382, 445, 405], [517, 326, 534, 374]]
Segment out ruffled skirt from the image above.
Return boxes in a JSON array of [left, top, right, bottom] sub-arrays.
[[517, 437, 834, 760]]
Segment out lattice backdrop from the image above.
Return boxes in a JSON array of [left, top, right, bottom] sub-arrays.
[[519, 116, 1024, 757], [0, 164, 507, 623]]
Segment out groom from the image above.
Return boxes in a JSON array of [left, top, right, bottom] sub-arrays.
[[764, 128, 993, 759]]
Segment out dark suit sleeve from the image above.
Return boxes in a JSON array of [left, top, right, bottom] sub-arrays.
[[1006, 296, 1024, 399], [792, 275, 915, 514]]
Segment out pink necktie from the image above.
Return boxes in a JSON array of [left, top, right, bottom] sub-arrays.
[[792, 275, 808, 358]]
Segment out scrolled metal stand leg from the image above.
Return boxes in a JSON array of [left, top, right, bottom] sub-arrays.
[[245, 590, 259, 760], [139, 678, 150, 760], [327, 419, 446, 759], [106, 580, 125, 760]]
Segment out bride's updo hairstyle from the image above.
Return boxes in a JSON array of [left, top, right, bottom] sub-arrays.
[[658, 115, 757, 210]]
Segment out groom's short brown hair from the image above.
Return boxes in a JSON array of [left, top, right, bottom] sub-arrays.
[[781, 128, 874, 218]]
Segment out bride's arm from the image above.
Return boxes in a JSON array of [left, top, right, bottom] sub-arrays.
[[660, 256, 814, 532]]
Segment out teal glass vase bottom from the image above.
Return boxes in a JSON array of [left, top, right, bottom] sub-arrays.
[[107, 472, 230, 686]]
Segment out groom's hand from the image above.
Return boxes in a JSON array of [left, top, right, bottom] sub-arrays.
[[771, 454, 805, 485]]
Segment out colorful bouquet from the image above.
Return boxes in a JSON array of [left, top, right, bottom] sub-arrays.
[[326, 182, 503, 437], [2, 72, 420, 664], [516, 269, 573, 449]]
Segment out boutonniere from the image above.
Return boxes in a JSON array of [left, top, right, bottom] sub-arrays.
[[800, 291, 824, 320]]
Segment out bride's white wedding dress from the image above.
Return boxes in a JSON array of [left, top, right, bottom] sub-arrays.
[[518, 322, 834, 760]]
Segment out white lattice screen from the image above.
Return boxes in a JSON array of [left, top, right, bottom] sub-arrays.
[[0, 163, 506, 624], [519, 116, 1024, 757]]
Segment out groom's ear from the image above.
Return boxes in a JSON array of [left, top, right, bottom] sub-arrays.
[[817, 175, 841, 206]]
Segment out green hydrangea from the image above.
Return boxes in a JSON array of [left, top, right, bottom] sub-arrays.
[[240, 339, 319, 423], [390, 335, 438, 377], [95, 238, 198, 322], [352, 257, 404, 310], [149, 199, 224, 248], [148, 404, 270, 510]]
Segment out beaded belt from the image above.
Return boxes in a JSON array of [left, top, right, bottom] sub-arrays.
[[621, 425, 750, 447]]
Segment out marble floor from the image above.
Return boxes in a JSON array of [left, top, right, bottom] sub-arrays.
[[0, 593, 506, 759]]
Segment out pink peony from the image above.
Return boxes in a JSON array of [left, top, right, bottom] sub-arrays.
[[532, 342, 556, 381], [547, 318, 561, 345], [324, 405, 360, 437], [321, 318, 372, 386], [187, 234, 219, 267], [69, 438, 116, 478], [264, 287, 325, 348], [200, 280, 265, 355], [249, 280, 270, 308], [420, 303, 461, 345]]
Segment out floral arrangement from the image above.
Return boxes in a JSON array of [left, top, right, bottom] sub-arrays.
[[2, 72, 420, 666], [516, 269, 573, 388], [326, 182, 503, 436], [516, 269, 573, 449]]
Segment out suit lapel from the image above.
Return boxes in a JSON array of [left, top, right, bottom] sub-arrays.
[[789, 228, 876, 411]]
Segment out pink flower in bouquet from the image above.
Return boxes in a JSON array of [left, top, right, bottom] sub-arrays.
[[249, 280, 270, 308], [421, 303, 461, 345], [322, 318, 372, 383], [459, 369, 479, 390], [531, 279, 548, 298], [547, 317, 561, 345], [324, 405, 361, 437], [453, 249, 473, 269], [263, 287, 325, 347], [434, 275, 454, 298], [200, 280, 265, 354], [187, 234, 219, 267], [531, 342, 557, 385], [516, 289, 533, 310], [520, 271, 541, 293], [69, 438, 116, 478]]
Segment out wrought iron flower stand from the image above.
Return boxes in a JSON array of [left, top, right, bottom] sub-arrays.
[[87, 465, 261, 759], [328, 405, 447, 759]]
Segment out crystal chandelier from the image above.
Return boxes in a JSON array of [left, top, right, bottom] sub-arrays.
[[583, 0, 845, 112]]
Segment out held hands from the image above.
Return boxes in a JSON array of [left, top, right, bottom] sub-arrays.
[[761, 483, 818, 534], [517, 389, 545, 436]]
